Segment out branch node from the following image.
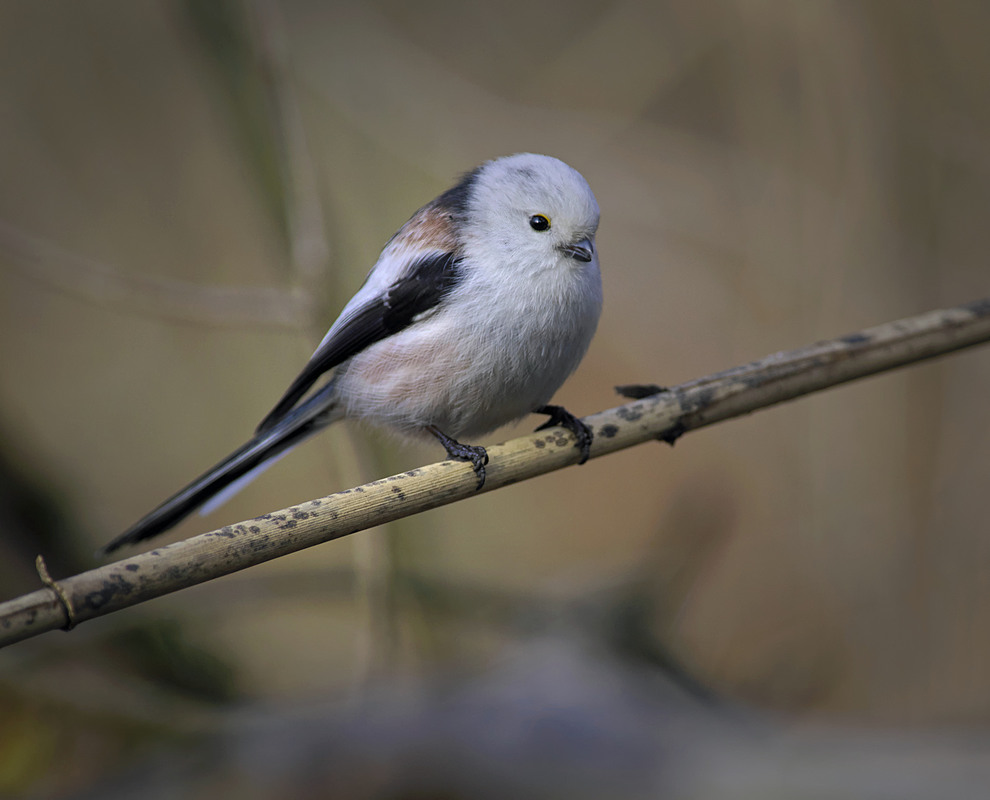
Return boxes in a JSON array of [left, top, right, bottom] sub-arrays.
[[615, 384, 667, 399], [659, 420, 687, 446], [35, 555, 77, 631]]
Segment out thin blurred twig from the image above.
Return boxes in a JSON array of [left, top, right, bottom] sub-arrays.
[[247, 0, 399, 688], [248, 0, 331, 294], [1, 298, 988, 647], [0, 217, 312, 328]]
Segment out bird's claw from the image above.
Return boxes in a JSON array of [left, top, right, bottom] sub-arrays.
[[534, 404, 593, 464], [426, 425, 489, 489]]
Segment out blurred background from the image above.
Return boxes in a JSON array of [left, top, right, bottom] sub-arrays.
[[2, 1, 990, 796]]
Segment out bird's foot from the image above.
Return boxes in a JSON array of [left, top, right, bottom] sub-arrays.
[[534, 404, 593, 464], [426, 425, 489, 489]]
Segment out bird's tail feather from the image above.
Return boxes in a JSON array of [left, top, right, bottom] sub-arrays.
[[103, 388, 338, 554]]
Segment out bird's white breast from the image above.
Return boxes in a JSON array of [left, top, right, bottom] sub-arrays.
[[333, 245, 602, 440]]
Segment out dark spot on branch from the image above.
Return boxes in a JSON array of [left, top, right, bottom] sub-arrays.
[[86, 573, 135, 609], [599, 424, 619, 438], [678, 387, 715, 414], [617, 406, 643, 422], [244, 536, 272, 553]]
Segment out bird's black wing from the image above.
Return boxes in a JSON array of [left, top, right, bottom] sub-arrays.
[[255, 251, 463, 433]]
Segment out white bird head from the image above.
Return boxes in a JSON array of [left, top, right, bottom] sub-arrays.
[[463, 153, 600, 274]]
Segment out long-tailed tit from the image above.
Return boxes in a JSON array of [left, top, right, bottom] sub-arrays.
[[104, 153, 602, 553]]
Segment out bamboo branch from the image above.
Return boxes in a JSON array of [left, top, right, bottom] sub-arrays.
[[2, 299, 989, 648]]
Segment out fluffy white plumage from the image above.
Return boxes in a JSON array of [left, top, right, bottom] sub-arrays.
[[331, 153, 602, 437], [105, 153, 602, 552]]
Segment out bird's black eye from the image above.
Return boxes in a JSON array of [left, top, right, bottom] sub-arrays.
[[529, 214, 551, 232]]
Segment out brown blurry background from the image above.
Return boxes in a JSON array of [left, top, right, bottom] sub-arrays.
[[1, 1, 989, 796]]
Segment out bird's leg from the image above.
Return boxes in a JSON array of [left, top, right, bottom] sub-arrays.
[[534, 404, 593, 464], [426, 425, 489, 489]]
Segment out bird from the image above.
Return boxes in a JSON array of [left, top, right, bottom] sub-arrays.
[[103, 153, 602, 553]]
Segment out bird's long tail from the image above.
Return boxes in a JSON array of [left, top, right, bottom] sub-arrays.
[[103, 385, 338, 554]]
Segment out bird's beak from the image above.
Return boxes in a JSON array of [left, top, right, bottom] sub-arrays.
[[561, 237, 594, 263]]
